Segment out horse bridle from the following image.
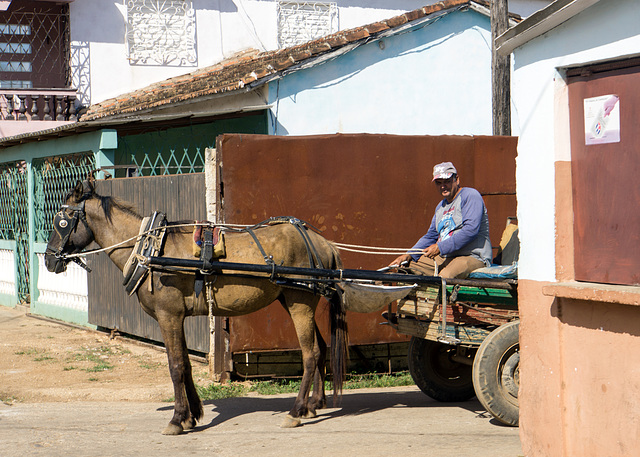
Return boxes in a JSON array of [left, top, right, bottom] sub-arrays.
[[47, 199, 93, 272]]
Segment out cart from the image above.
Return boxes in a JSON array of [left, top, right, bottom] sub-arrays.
[[382, 275, 519, 426]]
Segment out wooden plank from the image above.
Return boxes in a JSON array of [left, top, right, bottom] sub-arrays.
[[398, 289, 518, 327], [396, 318, 490, 345]]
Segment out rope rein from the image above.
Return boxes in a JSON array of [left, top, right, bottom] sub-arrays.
[[60, 220, 420, 260]]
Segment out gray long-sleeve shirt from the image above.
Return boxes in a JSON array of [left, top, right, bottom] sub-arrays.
[[410, 187, 492, 265]]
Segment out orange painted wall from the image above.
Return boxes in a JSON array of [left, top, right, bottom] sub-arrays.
[[519, 160, 640, 456], [519, 279, 640, 456]]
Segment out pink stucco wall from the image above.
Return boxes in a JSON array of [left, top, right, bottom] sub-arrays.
[[519, 280, 640, 455]]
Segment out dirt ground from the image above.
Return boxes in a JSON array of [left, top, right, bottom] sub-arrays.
[[0, 305, 208, 404], [0, 305, 523, 457]]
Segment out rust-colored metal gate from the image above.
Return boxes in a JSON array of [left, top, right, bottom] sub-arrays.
[[215, 134, 517, 357], [88, 174, 209, 352], [568, 60, 640, 286]]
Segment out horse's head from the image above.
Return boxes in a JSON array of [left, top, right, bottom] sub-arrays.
[[44, 179, 96, 274]]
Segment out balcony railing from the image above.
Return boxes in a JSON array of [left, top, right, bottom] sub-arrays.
[[0, 88, 78, 122]]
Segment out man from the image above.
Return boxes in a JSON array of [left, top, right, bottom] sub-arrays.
[[390, 162, 492, 278]]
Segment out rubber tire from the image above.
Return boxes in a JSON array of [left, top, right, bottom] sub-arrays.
[[472, 320, 520, 426], [408, 337, 475, 402]]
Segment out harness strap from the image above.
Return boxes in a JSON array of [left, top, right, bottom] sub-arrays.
[[122, 212, 167, 296], [289, 218, 325, 270], [245, 227, 275, 265], [242, 217, 332, 295]]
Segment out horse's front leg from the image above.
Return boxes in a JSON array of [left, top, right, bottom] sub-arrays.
[[156, 310, 203, 435], [280, 294, 319, 428]]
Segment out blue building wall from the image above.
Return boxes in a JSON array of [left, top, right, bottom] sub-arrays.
[[268, 9, 495, 136]]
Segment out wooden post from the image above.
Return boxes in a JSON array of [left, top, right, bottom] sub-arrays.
[[204, 147, 232, 382], [491, 0, 511, 136]]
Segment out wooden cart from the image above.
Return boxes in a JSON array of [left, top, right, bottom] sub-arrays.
[[383, 276, 519, 426]]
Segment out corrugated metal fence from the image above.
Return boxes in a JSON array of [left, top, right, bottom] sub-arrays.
[[87, 174, 209, 352]]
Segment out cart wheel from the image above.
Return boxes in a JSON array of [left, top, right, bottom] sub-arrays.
[[408, 337, 475, 402], [472, 320, 520, 426]]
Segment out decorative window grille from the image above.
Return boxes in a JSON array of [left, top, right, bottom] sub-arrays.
[[0, 3, 70, 89], [126, 0, 197, 66], [277, 1, 338, 49]]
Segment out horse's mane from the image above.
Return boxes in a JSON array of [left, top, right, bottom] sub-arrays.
[[99, 195, 142, 223], [66, 187, 142, 224]]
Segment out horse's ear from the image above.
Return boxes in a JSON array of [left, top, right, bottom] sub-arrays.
[[84, 174, 96, 194], [72, 180, 84, 200]]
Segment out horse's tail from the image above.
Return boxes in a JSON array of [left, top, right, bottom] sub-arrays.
[[328, 242, 348, 404]]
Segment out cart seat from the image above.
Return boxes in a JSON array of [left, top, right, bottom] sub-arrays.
[[468, 219, 519, 280]]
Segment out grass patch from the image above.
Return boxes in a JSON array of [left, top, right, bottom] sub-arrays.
[[84, 362, 114, 372], [33, 355, 55, 362], [138, 361, 163, 370], [0, 394, 20, 405], [14, 348, 40, 356], [341, 372, 414, 390], [15, 347, 56, 363], [196, 383, 249, 400], [68, 345, 119, 372], [191, 372, 414, 402]]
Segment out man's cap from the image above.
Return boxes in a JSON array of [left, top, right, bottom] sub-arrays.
[[432, 162, 457, 181]]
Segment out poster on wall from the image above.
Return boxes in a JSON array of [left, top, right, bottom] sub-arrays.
[[584, 94, 620, 145]]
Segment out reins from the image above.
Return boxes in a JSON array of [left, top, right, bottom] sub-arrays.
[[59, 221, 423, 261]]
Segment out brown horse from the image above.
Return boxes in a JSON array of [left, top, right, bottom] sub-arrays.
[[44, 180, 348, 435]]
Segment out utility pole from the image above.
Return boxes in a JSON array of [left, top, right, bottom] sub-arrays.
[[491, 0, 511, 136]]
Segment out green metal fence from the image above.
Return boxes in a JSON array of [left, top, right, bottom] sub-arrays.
[[0, 161, 28, 301], [0, 154, 95, 303], [114, 116, 268, 176], [117, 125, 209, 176], [32, 154, 96, 242]]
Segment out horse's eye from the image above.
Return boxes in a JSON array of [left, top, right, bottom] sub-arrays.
[[59, 220, 68, 228]]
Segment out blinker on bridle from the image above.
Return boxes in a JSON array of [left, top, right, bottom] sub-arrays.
[[48, 199, 93, 272]]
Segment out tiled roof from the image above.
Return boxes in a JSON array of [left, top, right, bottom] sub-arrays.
[[84, 0, 519, 122]]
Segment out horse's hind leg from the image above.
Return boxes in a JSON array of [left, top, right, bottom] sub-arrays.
[[305, 325, 327, 417], [280, 291, 320, 428]]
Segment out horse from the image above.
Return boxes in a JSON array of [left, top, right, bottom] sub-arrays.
[[44, 179, 348, 435]]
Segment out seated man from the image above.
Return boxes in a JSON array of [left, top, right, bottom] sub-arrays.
[[390, 162, 492, 279]]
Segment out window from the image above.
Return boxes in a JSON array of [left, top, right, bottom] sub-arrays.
[[0, 2, 70, 89], [126, 0, 197, 66], [277, 1, 338, 48]]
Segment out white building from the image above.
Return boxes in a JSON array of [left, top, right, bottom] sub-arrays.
[[0, 0, 550, 138], [497, 0, 640, 455]]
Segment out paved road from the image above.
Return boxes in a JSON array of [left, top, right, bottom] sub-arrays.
[[0, 386, 522, 457]]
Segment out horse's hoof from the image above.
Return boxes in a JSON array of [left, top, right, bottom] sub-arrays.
[[162, 423, 184, 435], [182, 417, 196, 430], [303, 410, 317, 419], [280, 414, 301, 428]]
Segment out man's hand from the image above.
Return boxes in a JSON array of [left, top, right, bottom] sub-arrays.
[[389, 254, 412, 268], [423, 243, 440, 259]]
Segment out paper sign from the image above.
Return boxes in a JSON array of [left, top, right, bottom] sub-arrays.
[[584, 94, 620, 145]]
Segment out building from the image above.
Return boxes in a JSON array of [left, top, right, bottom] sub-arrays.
[[0, 0, 549, 139], [497, 0, 640, 454]]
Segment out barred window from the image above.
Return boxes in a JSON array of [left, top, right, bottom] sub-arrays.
[[126, 0, 197, 66], [277, 1, 338, 49], [0, 2, 70, 89]]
